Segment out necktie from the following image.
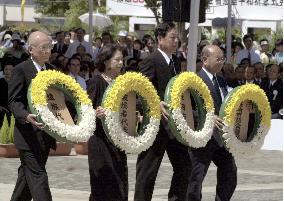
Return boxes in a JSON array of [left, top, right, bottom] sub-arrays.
[[213, 76, 222, 102], [248, 50, 251, 63], [169, 59, 177, 75]]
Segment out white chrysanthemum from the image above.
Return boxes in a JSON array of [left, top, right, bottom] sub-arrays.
[[36, 105, 96, 143], [105, 110, 160, 154]]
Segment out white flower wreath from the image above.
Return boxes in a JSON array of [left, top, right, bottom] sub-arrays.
[[102, 72, 161, 154], [28, 70, 96, 143], [165, 72, 215, 148], [220, 84, 271, 158]]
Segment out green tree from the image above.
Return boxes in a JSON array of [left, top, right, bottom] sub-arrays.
[[63, 0, 89, 30], [63, 0, 107, 31], [33, 0, 70, 17], [144, 0, 162, 24]]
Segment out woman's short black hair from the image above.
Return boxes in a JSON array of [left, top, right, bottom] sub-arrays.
[[95, 44, 122, 72]]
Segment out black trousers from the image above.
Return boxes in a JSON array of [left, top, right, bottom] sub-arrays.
[[88, 132, 128, 201], [187, 138, 237, 201], [10, 148, 52, 201], [134, 125, 191, 201]]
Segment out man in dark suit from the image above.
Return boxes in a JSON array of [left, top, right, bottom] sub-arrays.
[[254, 62, 266, 85], [228, 65, 245, 88], [9, 31, 56, 201], [244, 65, 258, 85], [187, 45, 237, 201], [261, 63, 283, 119], [51, 31, 68, 54], [134, 22, 191, 201]]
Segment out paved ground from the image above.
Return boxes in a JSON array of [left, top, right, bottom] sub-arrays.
[[0, 149, 282, 201]]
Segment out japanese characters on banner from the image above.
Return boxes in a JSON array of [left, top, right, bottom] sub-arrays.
[[114, 0, 282, 6], [208, 0, 283, 7], [107, 0, 282, 24]]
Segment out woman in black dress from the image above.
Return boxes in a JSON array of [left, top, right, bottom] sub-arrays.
[[0, 62, 13, 126], [87, 44, 128, 201]]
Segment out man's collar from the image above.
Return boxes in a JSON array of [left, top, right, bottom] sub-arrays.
[[31, 57, 46, 71], [157, 48, 171, 65], [202, 67, 215, 81], [270, 79, 277, 85]]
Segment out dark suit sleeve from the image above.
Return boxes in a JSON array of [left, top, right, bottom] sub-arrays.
[[138, 57, 155, 83], [8, 66, 29, 124], [87, 76, 106, 109]]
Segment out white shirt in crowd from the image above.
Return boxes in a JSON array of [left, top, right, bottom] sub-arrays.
[[68, 73, 87, 91], [236, 48, 261, 65], [64, 40, 95, 59]]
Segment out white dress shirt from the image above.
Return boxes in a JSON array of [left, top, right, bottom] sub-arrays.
[[64, 40, 95, 59], [31, 57, 46, 72], [236, 48, 261, 65], [68, 73, 87, 91]]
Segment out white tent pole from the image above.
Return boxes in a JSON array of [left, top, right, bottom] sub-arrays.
[[187, 0, 200, 72], [226, 0, 232, 63], [88, 0, 93, 43]]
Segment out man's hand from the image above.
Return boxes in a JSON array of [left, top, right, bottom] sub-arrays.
[[136, 111, 143, 123], [160, 101, 169, 121], [96, 106, 106, 119], [214, 115, 224, 130], [26, 114, 44, 129], [244, 100, 255, 113]]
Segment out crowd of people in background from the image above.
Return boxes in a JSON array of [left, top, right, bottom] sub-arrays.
[[0, 27, 282, 128]]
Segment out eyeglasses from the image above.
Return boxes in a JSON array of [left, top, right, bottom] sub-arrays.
[[216, 57, 226, 63], [32, 44, 54, 52]]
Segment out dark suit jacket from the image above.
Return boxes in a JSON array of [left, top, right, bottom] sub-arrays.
[[51, 43, 69, 54], [228, 79, 244, 88], [198, 68, 228, 146], [8, 58, 56, 151], [139, 50, 181, 139], [261, 78, 283, 114], [139, 50, 181, 99]]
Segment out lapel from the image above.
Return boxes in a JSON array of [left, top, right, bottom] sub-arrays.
[[155, 50, 179, 77], [24, 59, 38, 85], [155, 50, 169, 68], [217, 76, 228, 98], [154, 50, 173, 79], [25, 59, 55, 85], [198, 68, 222, 113]]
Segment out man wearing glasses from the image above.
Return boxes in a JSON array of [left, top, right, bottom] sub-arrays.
[[187, 45, 237, 201], [8, 31, 56, 201]]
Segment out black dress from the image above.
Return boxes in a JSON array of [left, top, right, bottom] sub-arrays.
[[0, 77, 10, 126], [87, 75, 128, 201]]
